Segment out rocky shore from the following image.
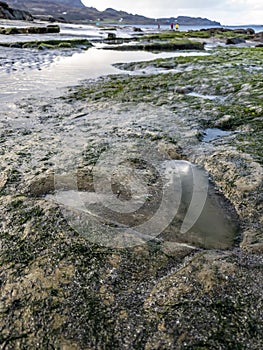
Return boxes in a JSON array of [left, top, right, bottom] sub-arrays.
[[0, 26, 262, 349]]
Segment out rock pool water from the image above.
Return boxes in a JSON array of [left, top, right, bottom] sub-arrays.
[[202, 128, 233, 142], [48, 158, 239, 249], [187, 91, 226, 101]]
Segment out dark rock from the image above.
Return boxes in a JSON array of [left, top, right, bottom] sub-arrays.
[[226, 37, 246, 45], [0, 1, 33, 21], [233, 28, 255, 35], [46, 25, 60, 33], [254, 31, 263, 42], [200, 27, 229, 33], [233, 29, 247, 34], [246, 28, 255, 35], [0, 25, 60, 35], [27, 27, 48, 34], [133, 27, 143, 32], [107, 32, 116, 39]]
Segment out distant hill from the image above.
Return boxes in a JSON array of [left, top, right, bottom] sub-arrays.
[[5, 0, 221, 26], [163, 16, 220, 26]]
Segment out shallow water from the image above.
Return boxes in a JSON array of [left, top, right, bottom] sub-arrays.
[[0, 47, 209, 116], [202, 128, 233, 142], [187, 92, 226, 101], [47, 159, 239, 249]]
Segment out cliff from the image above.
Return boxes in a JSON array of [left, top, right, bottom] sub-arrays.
[[0, 1, 33, 20]]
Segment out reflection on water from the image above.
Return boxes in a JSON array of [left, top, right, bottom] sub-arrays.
[[0, 47, 209, 114], [48, 160, 239, 249]]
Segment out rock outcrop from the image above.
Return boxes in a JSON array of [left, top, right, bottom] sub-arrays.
[[0, 24, 60, 35], [0, 1, 33, 20], [226, 37, 246, 45]]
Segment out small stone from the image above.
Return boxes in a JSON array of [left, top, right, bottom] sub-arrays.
[[0, 173, 7, 189]]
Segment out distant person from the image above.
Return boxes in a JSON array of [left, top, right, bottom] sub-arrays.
[[175, 23, 179, 30], [158, 23, 160, 30], [170, 22, 174, 30]]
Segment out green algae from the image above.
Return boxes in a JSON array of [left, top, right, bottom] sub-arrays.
[[0, 38, 93, 50], [103, 39, 205, 51], [69, 47, 262, 163], [114, 47, 263, 71], [143, 30, 211, 40]]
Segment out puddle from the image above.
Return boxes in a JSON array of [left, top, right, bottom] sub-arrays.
[[202, 128, 232, 142], [47, 159, 239, 249], [161, 160, 239, 249], [130, 66, 180, 76], [187, 92, 226, 101]]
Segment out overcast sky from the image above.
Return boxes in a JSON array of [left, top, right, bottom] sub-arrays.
[[81, 0, 263, 25]]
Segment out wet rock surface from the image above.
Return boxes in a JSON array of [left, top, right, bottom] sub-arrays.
[[0, 44, 262, 348]]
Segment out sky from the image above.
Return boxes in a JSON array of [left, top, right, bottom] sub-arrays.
[[81, 0, 263, 25]]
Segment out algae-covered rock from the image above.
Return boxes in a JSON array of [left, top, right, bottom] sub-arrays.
[[0, 38, 93, 50], [0, 24, 60, 35], [226, 37, 246, 45], [103, 40, 205, 51]]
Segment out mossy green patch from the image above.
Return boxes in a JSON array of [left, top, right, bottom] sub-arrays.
[[0, 39, 93, 50]]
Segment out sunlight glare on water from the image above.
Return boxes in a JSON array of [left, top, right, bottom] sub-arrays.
[[0, 47, 209, 108]]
